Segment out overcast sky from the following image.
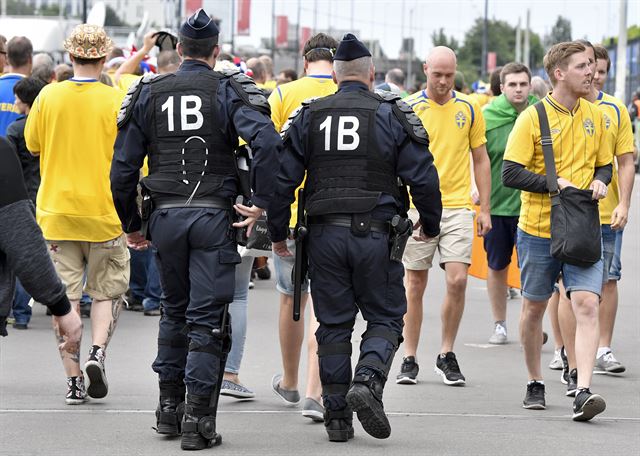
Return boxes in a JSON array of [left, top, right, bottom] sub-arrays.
[[232, 0, 639, 59]]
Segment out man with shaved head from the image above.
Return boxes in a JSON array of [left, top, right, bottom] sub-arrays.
[[269, 34, 441, 441], [398, 46, 492, 387]]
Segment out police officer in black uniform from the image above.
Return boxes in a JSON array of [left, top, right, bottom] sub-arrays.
[[268, 34, 442, 442], [110, 8, 280, 451]]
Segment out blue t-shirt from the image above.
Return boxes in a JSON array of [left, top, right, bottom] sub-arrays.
[[0, 74, 24, 136]]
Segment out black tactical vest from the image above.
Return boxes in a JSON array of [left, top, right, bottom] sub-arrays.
[[142, 71, 237, 199], [304, 90, 400, 216]]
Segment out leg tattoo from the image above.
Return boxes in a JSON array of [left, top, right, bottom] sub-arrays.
[[103, 296, 123, 349]]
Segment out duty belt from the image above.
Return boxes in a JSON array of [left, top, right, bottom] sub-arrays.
[[153, 196, 233, 211], [307, 215, 391, 233]]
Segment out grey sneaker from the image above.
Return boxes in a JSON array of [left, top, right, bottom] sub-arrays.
[[594, 351, 626, 374], [548, 349, 563, 370], [220, 379, 255, 399], [301, 397, 324, 422], [271, 374, 301, 406], [488, 323, 507, 345]]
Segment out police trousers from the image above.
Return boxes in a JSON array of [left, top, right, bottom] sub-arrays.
[[149, 207, 240, 396], [307, 224, 406, 411]]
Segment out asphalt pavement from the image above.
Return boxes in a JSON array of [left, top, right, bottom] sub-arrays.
[[1, 179, 639, 456]]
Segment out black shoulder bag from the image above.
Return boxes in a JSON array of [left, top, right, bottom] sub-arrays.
[[535, 102, 602, 268]]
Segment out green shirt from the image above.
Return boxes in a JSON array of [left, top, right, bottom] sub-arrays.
[[484, 94, 538, 216]]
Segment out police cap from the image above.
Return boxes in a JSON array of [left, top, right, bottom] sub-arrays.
[[334, 33, 371, 61], [180, 8, 219, 39]]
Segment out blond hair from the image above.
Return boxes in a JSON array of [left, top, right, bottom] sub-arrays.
[[543, 41, 586, 86]]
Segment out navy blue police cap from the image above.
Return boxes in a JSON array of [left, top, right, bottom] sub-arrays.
[[333, 33, 371, 61], [180, 8, 219, 39]]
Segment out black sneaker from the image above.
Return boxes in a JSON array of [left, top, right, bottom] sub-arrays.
[[522, 381, 546, 410], [434, 352, 465, 386], [396, 356, 419, 385], [566, 368, 578, 397], [65, 375, 87, 405], [560, 346, 569, 385], [85, 345, 108, 399], [572, 388, 606, 421]]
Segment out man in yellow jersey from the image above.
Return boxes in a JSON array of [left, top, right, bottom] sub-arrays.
[[398, 46, 492, 387], [267, 32, 338, 421], [556, 44, 635, 385], [590, 44, 635, 373], [24, 24, 130, 405], [503, 41, 612, 420]]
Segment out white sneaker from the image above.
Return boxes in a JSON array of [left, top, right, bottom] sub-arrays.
[[488, 323, 507, 344], [548, 348, 563, 370]]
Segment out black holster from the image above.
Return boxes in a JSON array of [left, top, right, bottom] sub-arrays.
[[140, 188, 154, 240], [234, 195, 248, 246], [389, 215, 412, 263]]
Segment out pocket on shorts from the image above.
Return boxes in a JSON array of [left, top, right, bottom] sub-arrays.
[[90, 239, 130, 299]]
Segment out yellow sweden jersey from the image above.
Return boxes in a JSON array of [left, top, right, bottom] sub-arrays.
[[595, 91, 635, 224], [504, 94, 612, 238], [25, 80, 123, 242], [268, 75, 337, 227], [404, 90, 486, 209]]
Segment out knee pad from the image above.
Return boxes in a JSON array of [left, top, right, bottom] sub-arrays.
[[355, 327, 403, 379]]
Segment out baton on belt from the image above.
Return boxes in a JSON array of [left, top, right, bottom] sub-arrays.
[[292, 188, 308, 322]]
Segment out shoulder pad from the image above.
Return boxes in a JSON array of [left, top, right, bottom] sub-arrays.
[[392, 98, 429, 145], [374, 89, 401, 102], [280, 98, 318, 139], [117, 73, 172, 129], [219, 67, 240, 78], [228, 72, 270, 115]]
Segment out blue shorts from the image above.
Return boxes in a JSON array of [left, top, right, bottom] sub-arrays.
[[483, 215, 518, 270], [609, 228, 623, 280], [516, 228, 603, 301], [273, 239, 310, 296]]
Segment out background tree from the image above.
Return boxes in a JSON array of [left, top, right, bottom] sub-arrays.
[[456, 17, 544, 83], [105, 5, 127, 26], [544, 16, 572, 48], [431, 28, 459, 51], [6, 0, 35, 15]]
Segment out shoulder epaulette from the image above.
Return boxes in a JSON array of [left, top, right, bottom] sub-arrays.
[[117, 72, 172, 129]]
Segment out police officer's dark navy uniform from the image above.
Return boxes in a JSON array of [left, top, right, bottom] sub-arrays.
[[110, 8, 280, 451], [268, 34, 442, 441]]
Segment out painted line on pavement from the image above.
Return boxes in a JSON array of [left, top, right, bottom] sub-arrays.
[[1, 408, 638, 422]]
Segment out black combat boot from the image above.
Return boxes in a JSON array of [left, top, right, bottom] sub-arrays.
[[155, 380, 185, 436], [345, 370, 391, 439], [324, 407, 354, 442], [181, 394, 222, 450]]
